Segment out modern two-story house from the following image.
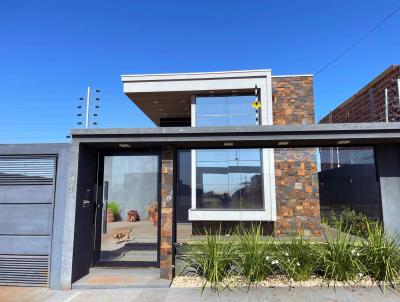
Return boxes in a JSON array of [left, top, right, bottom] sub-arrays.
[[0, 68, 399, 289], [63, 69, 321, 284], [119, 69, 319, 236]]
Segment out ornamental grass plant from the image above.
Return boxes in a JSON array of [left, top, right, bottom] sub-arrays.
[[177, 216, 400, 293], [178, 227, 238, 293], [235, 224, 275, 287], [320, 225, 365, 286], [276, 236, 321, 282], [361, 219, 400, 289]]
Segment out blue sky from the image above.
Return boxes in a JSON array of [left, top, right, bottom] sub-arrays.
[[0, 0, 399, 143]]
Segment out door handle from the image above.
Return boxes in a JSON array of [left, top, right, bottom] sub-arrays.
[[83, 200, 91, 208]]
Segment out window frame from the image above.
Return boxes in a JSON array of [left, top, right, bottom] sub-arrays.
[[188, 77, 276, 221]]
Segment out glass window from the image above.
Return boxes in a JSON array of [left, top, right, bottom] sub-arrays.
[[193, 95, 264, 210], [101, 155, 159, 263], [176, 149, 264, 212], [196, 149, 263, 209], [318, 146, 380, 219], [196, 95, 257, 127], [176, 150, 192, 223]]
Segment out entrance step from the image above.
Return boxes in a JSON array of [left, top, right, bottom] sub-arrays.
[[72, 267, 170, 289]]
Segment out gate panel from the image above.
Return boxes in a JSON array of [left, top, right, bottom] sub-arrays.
[[0, 155, 56, 287], [0, 255, 49, 286]]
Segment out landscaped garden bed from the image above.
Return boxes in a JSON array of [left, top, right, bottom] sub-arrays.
[[174, 210, 400, 293], [171, 275, 377, 288]]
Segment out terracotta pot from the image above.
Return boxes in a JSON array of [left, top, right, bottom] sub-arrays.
[[107, 208, 114, 223], [153, 210, 158, 226], [148, 207, 155, 221]]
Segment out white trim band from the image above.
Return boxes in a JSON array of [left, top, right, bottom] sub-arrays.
[[189, 209, 272, 221]]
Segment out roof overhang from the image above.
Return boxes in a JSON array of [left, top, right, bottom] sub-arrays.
[[71, 122, 400, 149], [121, 70, 271, 126]]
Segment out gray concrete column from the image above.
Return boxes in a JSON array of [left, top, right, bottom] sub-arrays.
[[375, 144, 400, 233]]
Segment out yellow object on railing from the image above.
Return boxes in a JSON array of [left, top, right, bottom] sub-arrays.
[[252, 100, 261, 109]]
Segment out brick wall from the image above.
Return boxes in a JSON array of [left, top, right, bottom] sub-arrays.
[[272, 76, 321, 237], [319, 65, 400, 124]]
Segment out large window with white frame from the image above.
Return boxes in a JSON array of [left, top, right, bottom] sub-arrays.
[[195, 95, 259, 127], [196, 148, 264, 210], [191, 94, 265, 211]]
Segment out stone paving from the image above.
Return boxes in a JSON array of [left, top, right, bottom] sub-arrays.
[[1, 286, 400, 302]]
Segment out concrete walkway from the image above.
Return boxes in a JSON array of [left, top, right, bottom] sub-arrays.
[[1, 286, 400, 302], [72, 268, 170, 289]]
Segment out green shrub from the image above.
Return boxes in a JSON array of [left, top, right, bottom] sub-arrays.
[[320, 226, 365, 285], [323, 208, 371, 238], [235, 224, 275, 287], [361, 219, 400, 289], [107, 201, 120, 216], [178, 228, 238, 293], [276, 236, 321, 282]]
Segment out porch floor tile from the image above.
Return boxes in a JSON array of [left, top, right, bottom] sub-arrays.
[[72, 267, 170, 289]]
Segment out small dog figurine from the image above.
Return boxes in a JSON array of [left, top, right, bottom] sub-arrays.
[[114, 228, 132, 243]]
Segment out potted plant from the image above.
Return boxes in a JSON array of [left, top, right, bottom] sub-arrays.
[[107, 201, 120, 222], [147, 201, 158, 223]]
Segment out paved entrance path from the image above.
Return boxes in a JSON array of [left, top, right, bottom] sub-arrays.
[[1, 286, 400, 302], [72, 268, 170, 289]]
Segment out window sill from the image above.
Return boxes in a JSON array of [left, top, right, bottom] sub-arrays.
[[188, 209, 274, 221]]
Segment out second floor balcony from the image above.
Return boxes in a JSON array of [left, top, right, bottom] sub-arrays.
[[121, 69, 273, 128]]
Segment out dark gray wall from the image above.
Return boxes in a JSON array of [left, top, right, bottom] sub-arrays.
[[0, 144, 70, 288], [375, 144, 400, 233]]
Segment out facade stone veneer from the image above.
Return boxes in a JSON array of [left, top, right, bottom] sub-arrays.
[[160, 145, 174, 279], [274, 148, 321, 237], [271, 76, 321, 237]]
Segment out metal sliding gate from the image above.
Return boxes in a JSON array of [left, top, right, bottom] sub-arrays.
[[0, 155, 56, 286]]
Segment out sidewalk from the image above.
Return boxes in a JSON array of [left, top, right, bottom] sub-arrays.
[[1, 286, 400, 302]]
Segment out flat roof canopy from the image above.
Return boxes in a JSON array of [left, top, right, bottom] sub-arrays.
[[121, 70, 271, 126], [71, 122, 400, 149]]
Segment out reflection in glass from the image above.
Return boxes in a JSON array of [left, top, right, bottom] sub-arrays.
[[100, 155, 159, 263], [196, 95, 257, 127], [176, 150, 191, 223], [194, 95, 263, 210], [318, 147, 381, 219], [196, 149, 263, 209]]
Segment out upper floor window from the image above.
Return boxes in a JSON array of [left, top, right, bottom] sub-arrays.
[[195, 95, 258, 127]]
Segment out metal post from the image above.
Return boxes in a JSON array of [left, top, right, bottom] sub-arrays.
[[385, 88, 389, 123], [329, 110, 334, 168], [397, 79, 400, 110], [85, 86, 91, 129]]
